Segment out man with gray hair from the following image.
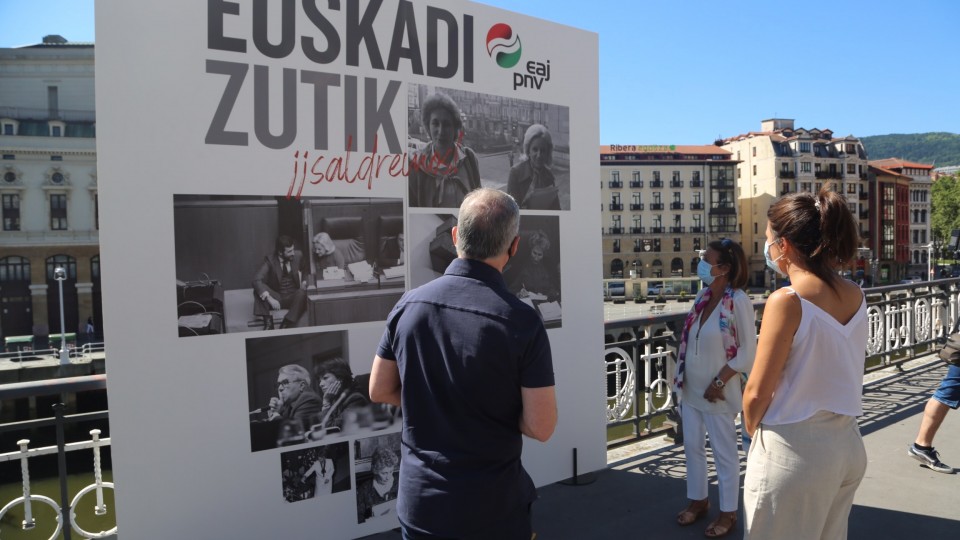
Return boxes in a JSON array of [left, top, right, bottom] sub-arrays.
[[267, 364, 322, 423], [370, 188, 557, 540]]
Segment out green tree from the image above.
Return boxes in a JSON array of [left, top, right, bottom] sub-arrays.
[[932, 173, 960, 257]]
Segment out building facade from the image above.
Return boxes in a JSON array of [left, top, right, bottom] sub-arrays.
[[721, 119, 870, 287], [0, 36, 99, 342], [599, 145, 740, 280], [869, 158, 934, 279], [866, 165, 911, 284]]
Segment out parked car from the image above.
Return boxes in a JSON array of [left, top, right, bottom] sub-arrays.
[[647, 284, 674, 296], [900, 276, 923, 285]]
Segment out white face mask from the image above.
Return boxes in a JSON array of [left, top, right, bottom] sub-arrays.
[[697, 259, 716, 285], [764, 239, 786, 276]]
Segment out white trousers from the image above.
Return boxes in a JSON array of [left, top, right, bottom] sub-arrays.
[[681, 403, 741, 512], [744, 411, 866, 540]]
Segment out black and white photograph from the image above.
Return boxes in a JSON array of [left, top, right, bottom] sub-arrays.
[[246, 331, 400, 452], [172, 195, 405, 337], [407, 213, 562, 328], [503, 216, 563, 328], [408, 84, 571, 210], [279, 441, 351, 503], [354, 432, 401, 525]]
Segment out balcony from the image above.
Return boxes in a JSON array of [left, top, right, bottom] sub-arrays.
[[709, 202, 736, 214], [670, 180, 684, 188], [670, 202, 684, 210], [710, 180, 734, 189], [690, 226, 705, 233], [690, 203, 704, 210], [780, 189, 792, 196], [607, 227, 625, 235], [690, 180, 703, 188], [815, 171, 835, 179], [859, 191, 869, 201], [630, 203, 644, 211], [860, 209, 870, 220], [650, 180, 663, 188], [779, 170, 796, 179], [629, 180, 643, 188], [649, 227, 664, 234], [608, 180, 623, 188], [630, 227, 645, 234], [669, 226, 685, 233], [609, 203, 623, 211], [650, 203, 664, 210], [612, 246, 621, 253]]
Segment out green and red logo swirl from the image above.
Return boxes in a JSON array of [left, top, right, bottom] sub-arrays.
[[486, 23, 522, 69]]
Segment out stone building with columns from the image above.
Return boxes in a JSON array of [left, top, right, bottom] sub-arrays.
[[0, 36, 99, 344]]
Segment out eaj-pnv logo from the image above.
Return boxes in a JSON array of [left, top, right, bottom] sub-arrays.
[[486, 23, 522, 68], [486, 23, 551, 90]]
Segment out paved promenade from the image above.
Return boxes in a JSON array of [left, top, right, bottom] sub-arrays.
[[365, 356, 959, 539]]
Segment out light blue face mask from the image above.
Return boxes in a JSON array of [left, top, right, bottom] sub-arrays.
[[764, 239, 786, 276], [697, 259, 716, 285]]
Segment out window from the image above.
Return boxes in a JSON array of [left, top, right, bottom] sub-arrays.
[[847, 164, 856, 174], [801, 182, 811, 192], [2, 124, 13, 135], [611, 171, 620, 181], [781, 162, 790, 172], [673, 238, 681, 252], [753, 223, 758, 234], [847, 184, 856, 194], [752, 165, 757, 176], [612, 239, 620, 253], [611, 192, 621, 205], [801, 162, 811, 173], [693, 238, 701, 251], [752, 146, 756, 157], [51, 125, 62, 137], [50, 193, 67, 230], [48, 86, 59, 118], [611, 215, 621, 228], [2, 193, 20, 231], [800, 142, 811, 153]]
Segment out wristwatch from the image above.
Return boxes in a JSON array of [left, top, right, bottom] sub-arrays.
[[712, 377, 725, 389]]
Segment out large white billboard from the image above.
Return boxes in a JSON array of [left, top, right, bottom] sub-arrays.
[[96, 1, 601, 537]]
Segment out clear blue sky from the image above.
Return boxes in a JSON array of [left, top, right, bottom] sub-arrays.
[[2, 0, 957, 144]]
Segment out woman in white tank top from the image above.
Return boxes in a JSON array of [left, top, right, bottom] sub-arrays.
[[742, 187, 868, 540]]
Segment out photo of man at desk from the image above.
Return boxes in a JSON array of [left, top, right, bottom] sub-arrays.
[[172, 195, 406, 335], [247, 331, 400, 453]]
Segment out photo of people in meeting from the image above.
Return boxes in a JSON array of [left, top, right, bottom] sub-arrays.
[[279, 441, 351, 503], [407, 213, 562, 328], [354, 433, 401, 525], [407, 84, 572, 210], [246, 331, 401, 452], [172, 195, 405, 336]]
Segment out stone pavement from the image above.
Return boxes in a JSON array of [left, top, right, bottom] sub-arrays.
[[363, 356, 959, 539]]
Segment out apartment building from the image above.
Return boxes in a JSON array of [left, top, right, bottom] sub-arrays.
[[599, 145, 739, 279], [865, 165, 911, 283], [0, 36, 99, 341], [721, 119, 870, 287], [869, 158, 934, 279]]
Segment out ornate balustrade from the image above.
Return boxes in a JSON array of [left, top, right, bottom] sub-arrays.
[[605, 279, 960, 447]]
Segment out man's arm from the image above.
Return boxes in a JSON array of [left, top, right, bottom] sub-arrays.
[[369, 355, 401, 407], [252, 257, 272, 296], [519, 385, 557, 442]]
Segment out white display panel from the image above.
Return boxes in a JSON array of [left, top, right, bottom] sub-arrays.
[[96, 1, 601, 537]]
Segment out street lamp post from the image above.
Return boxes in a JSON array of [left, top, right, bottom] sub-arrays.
[[924, 243, 934, 281], [53, 266, 69, 365]]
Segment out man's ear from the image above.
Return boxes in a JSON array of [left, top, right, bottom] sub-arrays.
[[509, 236, 520, 258], [451, 226, 458, 247]]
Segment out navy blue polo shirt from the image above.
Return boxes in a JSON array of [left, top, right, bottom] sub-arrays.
[[377, 257, 554, 537]]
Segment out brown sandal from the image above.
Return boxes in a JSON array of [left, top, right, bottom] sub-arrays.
[[676, 499, 710, 526], [704, 511, 737, 538]]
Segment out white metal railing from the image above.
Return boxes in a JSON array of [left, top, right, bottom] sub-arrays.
[[0, 431, 115, 539], [0, 342, 104, 362], [0, 376, 114, 539], [605, 279, 960, 446]]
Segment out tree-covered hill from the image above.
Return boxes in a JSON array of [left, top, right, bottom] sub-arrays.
[[860, 132, 960, 167]]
